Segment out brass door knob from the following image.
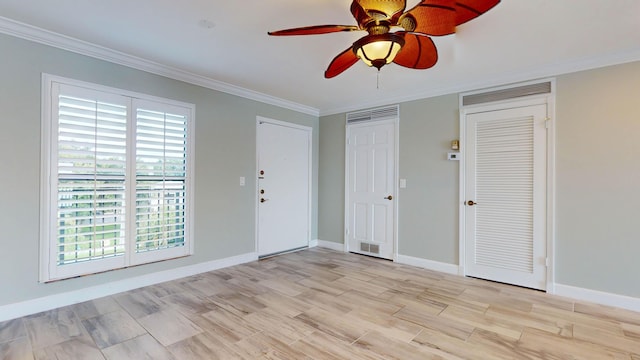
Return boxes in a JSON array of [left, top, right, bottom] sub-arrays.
[[385, 195, 393, 200], [467, 200, 477, 206]]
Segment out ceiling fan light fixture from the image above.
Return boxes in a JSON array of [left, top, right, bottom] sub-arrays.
[[353, 33, 405, 70]]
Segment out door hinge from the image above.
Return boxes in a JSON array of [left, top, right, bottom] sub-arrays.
[[545, 257, 550, 266], [346, 228, 349, 235], [544, 118, 551, 129]]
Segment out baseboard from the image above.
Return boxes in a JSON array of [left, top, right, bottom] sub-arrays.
[[0, 252, 258, 322], [554, 283, 640, 313], [309, 239, 319, 248], [396, 254, 460, 275], [316, 239, 346, 252]]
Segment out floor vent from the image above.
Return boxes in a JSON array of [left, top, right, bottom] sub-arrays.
[[462, 81, 552, 106], [347, 105, 399, 124], [360, 242, 380, 254]]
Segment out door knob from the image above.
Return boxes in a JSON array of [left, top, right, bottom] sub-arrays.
[[385, 195, 393, 200], [467, 200, 477, 206]]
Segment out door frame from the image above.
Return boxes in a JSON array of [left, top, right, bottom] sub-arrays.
[[255, 116, 313, 256], [458, 80, 557, 293], [344, 117, 400, 261]]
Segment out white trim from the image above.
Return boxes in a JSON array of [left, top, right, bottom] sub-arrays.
[[457, 106, 467, 277], [316, 240, 346, 252], [0, 16, 318, 117], [555, 284, 640, 313], [2, 15, 639, 118], [320, 49, 640, 116], [0, 252, 258, 322], [396, 255, 459, 275], [309, 239, 319, 248]]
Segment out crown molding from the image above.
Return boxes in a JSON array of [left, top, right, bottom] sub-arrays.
[[0, 16, 320, 117], [320, 47, 640, 116]]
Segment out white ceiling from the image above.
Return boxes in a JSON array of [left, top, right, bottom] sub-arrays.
[[1, 0, 639, 115]]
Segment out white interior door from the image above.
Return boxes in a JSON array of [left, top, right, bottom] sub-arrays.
[[464, 104, 547, 290], [347, 120, 396, 260], [257, 119, 311, 257]]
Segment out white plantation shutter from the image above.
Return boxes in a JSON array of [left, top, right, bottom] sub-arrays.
[[134, 102, 188, 260], [42, 76, 193, 282], [475, 116, 535, 272]]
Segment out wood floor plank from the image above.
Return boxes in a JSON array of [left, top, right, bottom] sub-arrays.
[[573, 323, 640, 354], [196, 307, 260, 340], [166, 331, 243, 360], [24, 308, 88, 350], [113, 289, 166, 319], [575, 301, 640, 326], [0, 318, 26, 344], [293, 330, 385, 360], [413, 327, 502, 360], [68, 297, 123, 321], [354, 330, 463, 359], [439, 304, 524, 340], [294, 307, 368, 343], [101, 334, 176, 360], [137, 309, 203, 347], [0, 336, 33, 360], [394, 305, 475, 341], [81, 310, 147, 349], [6, 248, 640, 359], [243, 308, 317, 345], [518, 327, 632, 359], [33, 337, 104, 360]]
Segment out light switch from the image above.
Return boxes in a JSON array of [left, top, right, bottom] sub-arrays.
[[239, 177, 246, 186], [399, 179, 407, 188]]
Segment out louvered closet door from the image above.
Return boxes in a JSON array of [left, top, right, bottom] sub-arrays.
[[465, 104, 547, 290]]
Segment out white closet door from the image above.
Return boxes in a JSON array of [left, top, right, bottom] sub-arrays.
[[257, 120, 311, 257], [465, 104, 547, 290], [347, 120, 396, 260]]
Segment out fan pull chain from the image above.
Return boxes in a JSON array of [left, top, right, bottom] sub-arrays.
[[377, 70, 380, 90]]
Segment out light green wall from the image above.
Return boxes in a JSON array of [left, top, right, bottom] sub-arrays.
[[318, 113, 346, 244], [0, 33, 319, 306], [555, 61, 640, 297], [318, 96, 460, 263], [398, 95, 460, 263], [318, 61, 640, 299]]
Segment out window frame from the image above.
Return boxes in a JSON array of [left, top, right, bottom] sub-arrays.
[[40, 74, 195, 282]]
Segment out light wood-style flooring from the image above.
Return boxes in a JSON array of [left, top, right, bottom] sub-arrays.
[[1, 247, 639, 359]]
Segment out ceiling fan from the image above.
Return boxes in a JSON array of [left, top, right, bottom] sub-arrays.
[[268, 0, 500, 78]]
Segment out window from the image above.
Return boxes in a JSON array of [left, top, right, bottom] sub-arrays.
[[40, 75, 194, 282]]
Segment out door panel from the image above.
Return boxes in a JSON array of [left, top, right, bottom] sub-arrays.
[[257, 121, 310, 257], [465, 104, 547, 290], [347, 120, 396, 260]]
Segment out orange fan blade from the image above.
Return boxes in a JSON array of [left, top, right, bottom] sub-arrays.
[[325, 47, 359, 78], [455, 0, 500, 25], [268, 25, 359, 36], [393, 32, 438, 69], [399, 0, 456, 36], [350, 0, 372, 28]]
